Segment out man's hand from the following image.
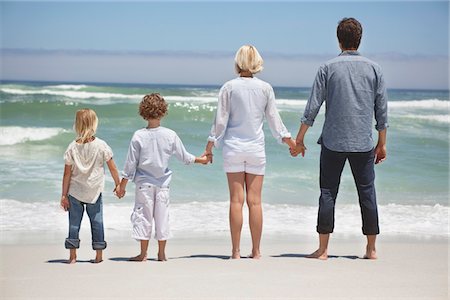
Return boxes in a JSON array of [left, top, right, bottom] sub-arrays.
[[374, 144, 386, 164]]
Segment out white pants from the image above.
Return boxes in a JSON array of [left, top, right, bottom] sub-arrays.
[[131, 184, 171, 241]]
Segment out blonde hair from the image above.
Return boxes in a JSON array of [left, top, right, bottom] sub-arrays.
[[234, 45, 264, 74], [74, 109, 98, 143]]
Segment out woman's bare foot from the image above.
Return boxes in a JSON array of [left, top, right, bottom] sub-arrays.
[[129, 254, 147, 262], [363, 246, 377, 259], [157, 252, 167, 262], [249, 250, 261, 259], [306, 248, 328, 260], [231, 249, 241, 259]]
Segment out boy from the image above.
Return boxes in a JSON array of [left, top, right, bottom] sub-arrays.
[[117, 93, 209, 261]]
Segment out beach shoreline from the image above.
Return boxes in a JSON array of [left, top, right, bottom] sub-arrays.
[[1, 234, 448, 300]]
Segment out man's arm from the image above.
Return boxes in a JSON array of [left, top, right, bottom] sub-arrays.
[[292, 123, 310, 157]]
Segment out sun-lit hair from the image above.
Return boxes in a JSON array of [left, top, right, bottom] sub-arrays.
[[74, 108, 98, 143], [139, 93, 168, 120], [234, 45, 264, 75]]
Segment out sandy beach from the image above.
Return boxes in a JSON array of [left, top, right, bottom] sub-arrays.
[[0, 234, 448, 300]]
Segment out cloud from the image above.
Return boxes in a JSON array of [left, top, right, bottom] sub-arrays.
[[1, 48, 448, 89]]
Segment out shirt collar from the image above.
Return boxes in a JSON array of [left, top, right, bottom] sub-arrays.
[[339, 50, 360, 56]]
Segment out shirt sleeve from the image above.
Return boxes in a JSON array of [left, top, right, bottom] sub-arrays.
[[103, 142, 113, 162], [122, 135, 140, 181], [63, 144, 74, 165], [301, 65, 327, 126], [374, 70, 389, 131], [265, 85, 291, 144], [172, 134, 196, 165], [207, 84, 231, 147]]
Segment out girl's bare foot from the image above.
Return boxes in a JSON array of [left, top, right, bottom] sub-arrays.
[[231, 249, 241, 259], [363, 246, 377, 259], [68, 257, 77, 264], [129, 254, 147, 262], [157, 253, 167, 262], [306, 248, 328, 260], [92, 250, 103, 263]]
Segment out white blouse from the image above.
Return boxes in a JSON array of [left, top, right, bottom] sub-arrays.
[[208, 77, 291, 153], [64, 137, 113, 204]]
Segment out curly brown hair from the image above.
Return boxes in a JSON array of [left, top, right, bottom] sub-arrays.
[[337, 18, 362, 50], [139, 93, 168, 120]]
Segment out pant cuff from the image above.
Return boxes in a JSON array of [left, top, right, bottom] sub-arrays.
[[65, 238, 80, 249], [92, 241, 107, 250]]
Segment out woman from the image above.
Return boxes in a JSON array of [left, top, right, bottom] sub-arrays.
[[204, 45, 295, 259]]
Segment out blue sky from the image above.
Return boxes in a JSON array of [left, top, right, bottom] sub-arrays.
[[1, 1, 449, 89]]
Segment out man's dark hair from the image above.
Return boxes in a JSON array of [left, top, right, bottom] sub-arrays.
[[337, 18, 362, 50]]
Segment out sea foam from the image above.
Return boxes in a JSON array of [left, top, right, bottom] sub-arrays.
[[0, 126, 65, 146], [1, 199, 448, 238]]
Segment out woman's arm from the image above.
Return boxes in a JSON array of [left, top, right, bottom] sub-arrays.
[[265, 86, 292, 144]]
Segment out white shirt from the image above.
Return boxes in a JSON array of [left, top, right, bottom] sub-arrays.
[[122, 127, 196, 187], [64, 137, 113, 204], [208, 77, 291, 153]]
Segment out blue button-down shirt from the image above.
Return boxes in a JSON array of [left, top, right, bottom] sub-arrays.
[[301, 51, 388, 152]]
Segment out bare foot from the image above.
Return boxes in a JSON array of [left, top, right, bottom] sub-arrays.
[[306, 249, 328, 260], [363, 247, 377, 259], [157, 253, 167, 262], [92, 257, 103, 264], [231, 249, 241, 259], [67, 257, 77, 264], [249, 251, 261, 259], [129, 254, 147, 262]]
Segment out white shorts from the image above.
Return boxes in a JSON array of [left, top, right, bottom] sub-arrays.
[[131, 184, 171, 241], [223, 151, 266, 175]]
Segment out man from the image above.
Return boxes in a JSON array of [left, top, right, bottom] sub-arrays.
[[292, 17, 388, 260]]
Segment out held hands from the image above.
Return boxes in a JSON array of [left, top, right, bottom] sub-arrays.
[[114, 184, 126, 199]]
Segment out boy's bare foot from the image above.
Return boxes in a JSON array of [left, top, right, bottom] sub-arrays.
[[231, 249, 241, 259], [363, 246, 377, 259], [157, 252, 167, 261], [306, 249, 328, 260], [68, 257, 77, 264], [129, 254, 147, 262]]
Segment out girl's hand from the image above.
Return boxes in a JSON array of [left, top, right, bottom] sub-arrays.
[[60, 196, 69, 211], [114, 185, 125, 199]]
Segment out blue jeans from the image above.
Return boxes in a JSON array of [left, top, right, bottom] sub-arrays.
[[65, 194, 107, 250], [317, 145, 380, 235]]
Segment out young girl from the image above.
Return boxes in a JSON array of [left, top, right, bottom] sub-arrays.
[[117, 93, 208, 262], [60, 108, 121, 264]]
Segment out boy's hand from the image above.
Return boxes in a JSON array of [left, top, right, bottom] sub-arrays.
[[60, 196, 69, 211], [114, 185, 125, 199], [196, 155, 210, 165]]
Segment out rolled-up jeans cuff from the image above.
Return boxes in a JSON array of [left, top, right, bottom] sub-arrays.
[[92, 241, 107, 250], [65, 238, 80, 249]]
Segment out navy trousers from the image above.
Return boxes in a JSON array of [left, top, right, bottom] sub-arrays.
[[317, 145, 380, 235]]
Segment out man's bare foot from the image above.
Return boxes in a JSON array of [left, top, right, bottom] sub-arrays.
[[363, 247, 377, 259], [157, 253, 167, 262], [129, 254, 147, 262], [68, 257, 76, 264], [231, 249, 241, 259], [306, 249, 328, 260]]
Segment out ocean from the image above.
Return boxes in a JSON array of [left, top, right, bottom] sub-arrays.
[[0, 81, 448, 241]]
